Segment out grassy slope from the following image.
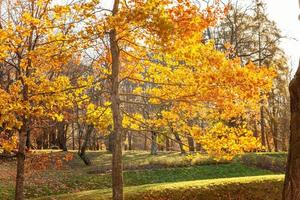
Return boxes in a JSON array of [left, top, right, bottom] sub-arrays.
[[0, 151, 285, 199], [25, 163, 277, 199], [36, 175, 284, 200]]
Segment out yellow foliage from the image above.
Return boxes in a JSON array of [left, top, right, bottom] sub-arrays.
[[198, 122, 261, 160]]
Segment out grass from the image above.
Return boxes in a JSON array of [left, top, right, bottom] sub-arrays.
[[67, 151, 220, 173], [23, 163, 276, 199], [0, 151, 285, 199], [36, 175, 284, 200]]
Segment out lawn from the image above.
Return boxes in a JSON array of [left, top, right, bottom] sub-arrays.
[[0, 151, 286, 200], [37, 175, 284, 200]]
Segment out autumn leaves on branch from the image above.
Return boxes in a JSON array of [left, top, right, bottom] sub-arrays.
[[0, 0, 276, 200]]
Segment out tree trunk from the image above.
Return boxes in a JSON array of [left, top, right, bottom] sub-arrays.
[[15, 121, 27, 200], [174, 132, 185, 154], [196, 143, 202, 152], [187, 135, 195, 152], [144, 132, 147, 150], [165, 136, 170, 151], [260, 105, 266, 148], [108, 132, 114, 153], [253, 120, 258, 138], [72, 123, 75, 150], [128, 132, 132, 150], [151, 131, 158, 155], [15, 82, 29, 200], [57, 122, 68, 151], [282, 67, 300, 200], [272, 119, 279, 152], [25, 129, 31, 149], [109, 1, 123, 198], [79, 125, 93, 166], [265, 131, 272, 152]]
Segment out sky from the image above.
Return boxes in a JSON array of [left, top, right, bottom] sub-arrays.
[[102, 0, 300, 73], [264, 0, 300, 74]]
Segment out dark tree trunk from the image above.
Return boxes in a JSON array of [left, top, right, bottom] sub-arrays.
[[108, 132, 114, 153], [272, 120, 279, 152], [187, 135, 195, 152], [49, 127, 57, 148], [109, 1, 123, 198], [15, 121, 27, 200], [174, 132, 185, 154], [128, 132, 132, 150], [253, 120, 258, 138], [165, 136, 170, 151], [15, 82, 29, 200], [196, 143, 202, 152], [57, 122, 68, 151], [78, 125, 94, 166], [72, 123, 75, 150], [151, 131, 158, 155], [144, 132, 147, 150], [26, 129, 31, 149], [260, 106, 266, 147], [282, 67, 300, 200]]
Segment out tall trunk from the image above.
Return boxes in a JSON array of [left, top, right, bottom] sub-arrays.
[[165, 136, 170, 151], [151, 131, 158, 155], [174, 132, 185, 154], [79, 125, 94, 166], [109, 1, 123, 199], [282, 112, 289, 152], [15, 81, 29, 200], [77, 123, 83, 150], [144, 132, 147, 150], [272, 119, 279, 152], [253, 120, 258, 138], [57, 122, 68, 151], [260, 106, 266, 148], [265, 131, 272, 152], [25, 128, 31, 149], [187, 135, 195, 152], [49, 127, 57, 147], [72, 123, 75, 150], [15, 120, 27, 200], [282, 66, 300, 200], [128, 132, 132, 150], [196, 143, 202, 152], [108, 132, 114, 152], [124, 131, 128, 151]]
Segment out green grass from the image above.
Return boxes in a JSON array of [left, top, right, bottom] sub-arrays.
[[36, 175, 284, 200], [0, 151, 285, 199], [24, 163, 277, 199], [0, 183, 14, 200], [67, 151, 220, 173]]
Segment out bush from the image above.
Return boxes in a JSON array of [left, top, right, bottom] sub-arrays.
[[239, 153, 287, 172]]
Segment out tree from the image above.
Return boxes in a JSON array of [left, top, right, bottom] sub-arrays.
[[0, 1, 96, 199], [209, 0, 289, 151], [282, 63, 300, 200]]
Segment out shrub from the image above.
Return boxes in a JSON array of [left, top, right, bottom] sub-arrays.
[[239, 153, 286, 172]]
